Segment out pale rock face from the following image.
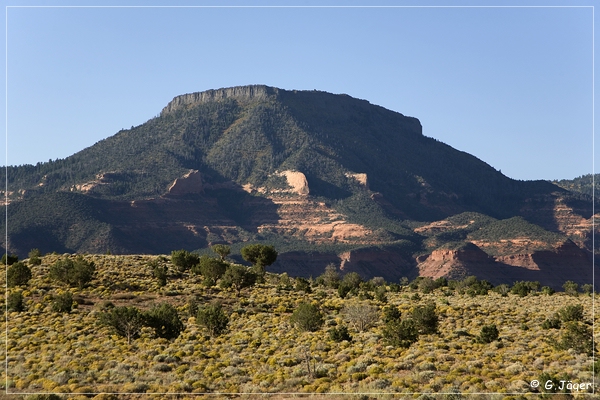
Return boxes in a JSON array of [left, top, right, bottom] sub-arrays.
[[161, 85, 278, 115], [345, 172, 369, 189], [167, 170, 203, 195], [280, 171, 309, 196]]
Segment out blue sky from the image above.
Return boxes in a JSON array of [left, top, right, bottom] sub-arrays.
[[2, 1, 596, 181]]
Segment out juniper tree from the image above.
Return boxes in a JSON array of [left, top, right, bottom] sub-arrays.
[[7, 261, 32, 287], [241, 244, 277, 279], [144, 303, 184, 340], [290, 302, 324, 332], [99, 306, 145, 345], [197, 303, 229, 337], [171, 249, 200, 273]]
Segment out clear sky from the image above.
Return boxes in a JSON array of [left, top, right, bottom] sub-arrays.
[[2, 1, 596, 181]]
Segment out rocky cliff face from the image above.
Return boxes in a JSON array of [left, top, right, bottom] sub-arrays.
[[160, 85, 278, 116], [417, 239, 592, 289], [167, 170, 204, 195]]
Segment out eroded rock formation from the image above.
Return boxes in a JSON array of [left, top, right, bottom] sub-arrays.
[[167, 170, 204, 195]]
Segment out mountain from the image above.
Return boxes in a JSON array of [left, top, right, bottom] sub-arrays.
[[2, 85, 596, 288]]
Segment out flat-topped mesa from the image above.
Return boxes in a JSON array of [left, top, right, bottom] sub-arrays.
[[161, 85, 279, 116]]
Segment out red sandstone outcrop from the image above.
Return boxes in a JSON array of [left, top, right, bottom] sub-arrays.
[[417, 239, 592, 289]]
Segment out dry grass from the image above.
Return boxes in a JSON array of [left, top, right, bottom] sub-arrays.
[[1, 254, 598, 398]]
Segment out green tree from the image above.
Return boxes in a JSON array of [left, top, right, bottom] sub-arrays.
[[51, 292, 73, 313], [170, 249, 200, 273], [211, 244, 231, 261], [563, 280, 579, 296], [290, 302, 324, 332], [1, 254, 18, 265], [219, 264, 256, 296], [412, 302, 438, 334], [144, 303, 184, 340], [510, 281, 531, 297], [28, 248, 42, 266], [196, 255, 228, 286], [7, 291, 25, 312], [7, 261, 32, 287], [49, 256, 95, 289], [541, 286, 555, 295], [383, 305, 402, 324], [557, 322, 593, 355], [241, 244, 277, 278], [328, 325, 352, 342], [558, 304, 584, 322], [317, 263, 341, 288], [149, 260, 168, 287], [541, 316, 561, 330], [338, 272, 363, 298], [383, 318, 419, 348], [581, 284, 594, 295], [295, 277, 312, 293], [478, 324, 499, 343], [196, 303, 229, 337], [99, 306, 145, 345]]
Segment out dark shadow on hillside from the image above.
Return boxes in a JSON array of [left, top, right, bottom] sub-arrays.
[[304, 174, 351, 200]]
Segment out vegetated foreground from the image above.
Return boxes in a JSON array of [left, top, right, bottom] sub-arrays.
[[3, 252, 598, 399]]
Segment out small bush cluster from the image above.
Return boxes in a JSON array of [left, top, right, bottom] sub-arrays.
[[49, 256, 96, 288], [290, 302, 324, 332], [99, 302, 184, 343], [196, 302, 229, 336]]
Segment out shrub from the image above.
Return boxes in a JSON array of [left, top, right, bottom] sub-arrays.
[[187, 295, 200, 317], [452, 275, 493, 295], [510, 281, 531, 297], [290, 302, 324, 332], [196, 256, 228, 286], [412, 302, 438, 334], [1, 254, 18, 265], [417, 277, 437, 294], [541, 286, 555, 295], [295, 277, 312, 293], [317, 263, 341, 288], [343, 302, 378, 332], [7, 291, 25, 312], [171, 249, 200, 273], [557, 322, 593, 355], [541, 316, 561, 330], [241, 244, 277, 278], [51, 292, 73, 313], [388, 283, 401, 292], [49, 256, 95, 288], [7, 261, 32, 287], [383, 318, 419, 348], [558, 304, 584, 322], [493, 284, 510, 296], [28, 248, 42, 266], [338, 272, 362, 298], [219, 264, 256, 296], [144, 303, 184, 340], [197, 303, 229, 337], [211, 244, 231, 260], [328, 325, 352, 342], [148, 259, 168, 287], [563, 280, 579, 296], [581, 284, 594, 295], [477, 325, 499, 343], [538, 372, 561, 394], [375, 286, 387, 302], [383, 305, 401, 324], [99, 306, 145, 344]]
